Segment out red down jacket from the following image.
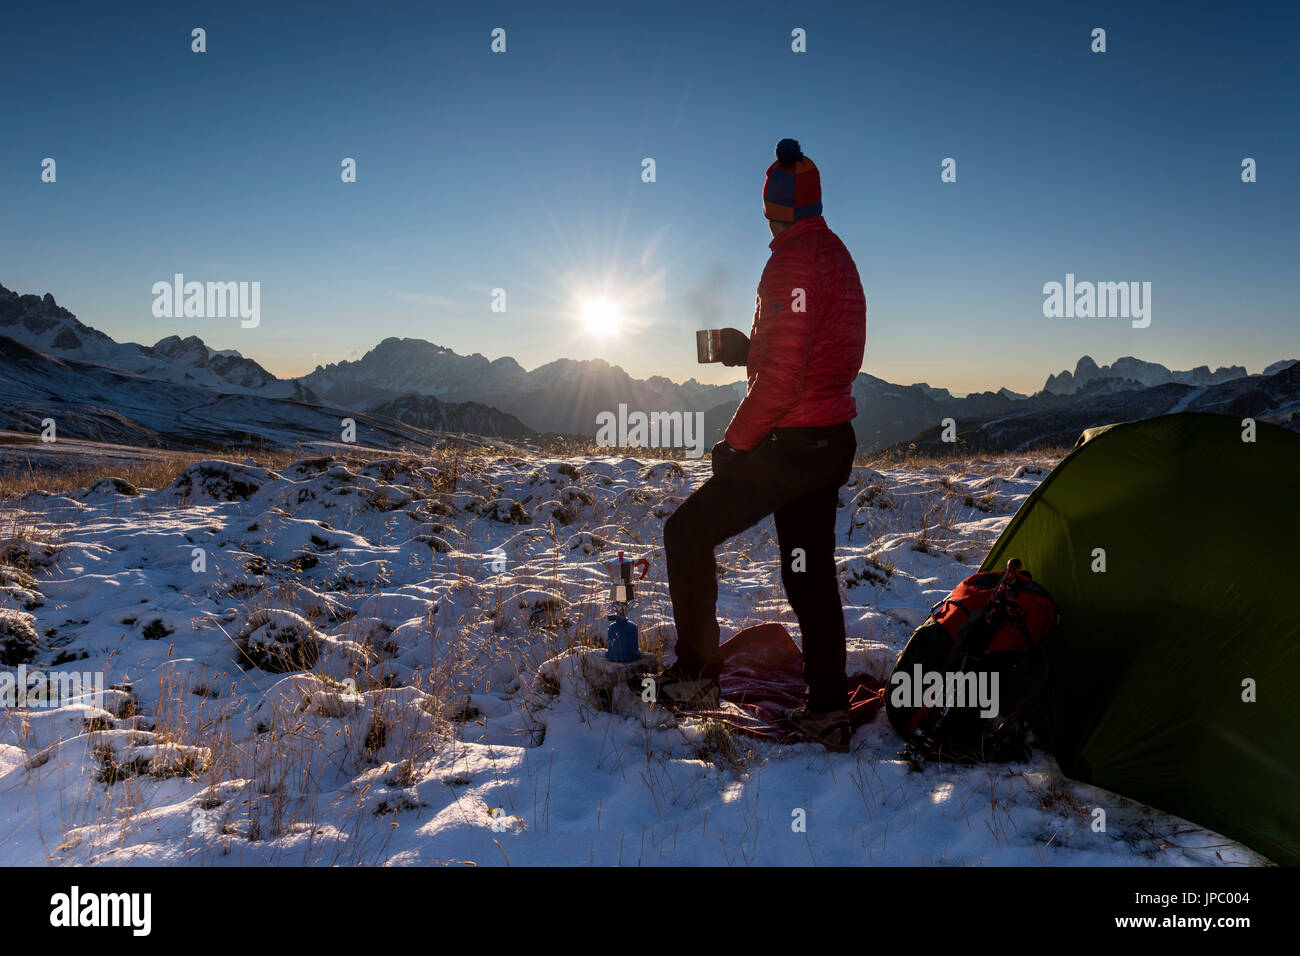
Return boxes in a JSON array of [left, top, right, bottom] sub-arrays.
[[724, 216, 867, 451]]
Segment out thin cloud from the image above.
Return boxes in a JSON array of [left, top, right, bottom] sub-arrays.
[[395, 292, 456, 308]]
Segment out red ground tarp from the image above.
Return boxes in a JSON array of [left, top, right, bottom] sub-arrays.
[[691, 622, 885, 745]]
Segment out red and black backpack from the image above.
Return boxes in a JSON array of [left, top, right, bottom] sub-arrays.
[[885, 559, 1060, 765]]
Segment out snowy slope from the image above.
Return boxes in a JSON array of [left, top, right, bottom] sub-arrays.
[[0, 284, 307, 401], [0, 335, 441, 450], [0, 451, 1262, 866]]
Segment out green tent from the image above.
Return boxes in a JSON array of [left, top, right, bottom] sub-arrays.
[[980, 412, 1300, 864]]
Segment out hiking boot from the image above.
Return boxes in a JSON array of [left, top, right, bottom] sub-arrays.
[[645, 662, 721, 712], [789, 707, 852, 752]]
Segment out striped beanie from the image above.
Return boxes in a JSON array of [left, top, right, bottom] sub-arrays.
[[763, 138, 822, 223]]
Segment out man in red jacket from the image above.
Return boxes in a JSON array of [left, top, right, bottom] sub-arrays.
[[655, 139, 866, 752]]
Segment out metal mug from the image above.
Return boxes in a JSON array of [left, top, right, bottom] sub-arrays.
[[695, 329, 724, 364]]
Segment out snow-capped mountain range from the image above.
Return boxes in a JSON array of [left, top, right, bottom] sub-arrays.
[[1, 287, 311, 402], [0, 284, 531, 450], [1042, 355, 1255, 395], [299, 338, 744, 435], [1, 281, 1295, 453]]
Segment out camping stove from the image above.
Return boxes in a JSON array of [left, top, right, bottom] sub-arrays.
[[603, 551, 649, 662]]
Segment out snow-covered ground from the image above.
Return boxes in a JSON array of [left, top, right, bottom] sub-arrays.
[[0, 451, 1263, 865]]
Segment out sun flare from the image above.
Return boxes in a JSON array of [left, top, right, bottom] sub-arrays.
[[580, 299, 621, 337]]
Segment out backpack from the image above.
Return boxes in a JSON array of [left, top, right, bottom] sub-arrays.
[[885, 559, 1060, 765]]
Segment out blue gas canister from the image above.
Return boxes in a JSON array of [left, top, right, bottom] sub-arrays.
[[605, 613, 640, 662]]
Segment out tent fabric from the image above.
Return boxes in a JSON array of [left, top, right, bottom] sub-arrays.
[[692, 622, 884, 743], [980, 412, 1300, 864]]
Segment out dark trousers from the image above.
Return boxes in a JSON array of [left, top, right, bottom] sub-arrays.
[[663, 422, 857, 712]]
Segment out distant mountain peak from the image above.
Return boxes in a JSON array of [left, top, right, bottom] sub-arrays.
[[911, 382, 953, 401], [144, 333, 281, 391], [1044, 355, 1249, 396]]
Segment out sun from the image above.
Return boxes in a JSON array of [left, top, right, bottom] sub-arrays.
[[580, 299, 621, 338]]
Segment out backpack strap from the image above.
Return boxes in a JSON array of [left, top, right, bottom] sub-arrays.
[[981, 643, 1050, 760]]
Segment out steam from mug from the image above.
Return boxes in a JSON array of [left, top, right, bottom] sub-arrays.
[[696, 329, 724, 364]]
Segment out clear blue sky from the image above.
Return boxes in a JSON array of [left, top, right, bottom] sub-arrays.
[[2, 0, 1296, 394]]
